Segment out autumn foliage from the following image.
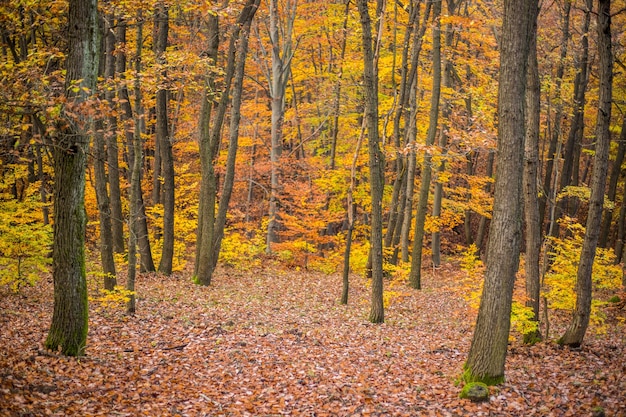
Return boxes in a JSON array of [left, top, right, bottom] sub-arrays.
[[1, 0, 626, 413]]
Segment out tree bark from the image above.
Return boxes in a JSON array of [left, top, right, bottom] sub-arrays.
[[357, 0, 385, 324], [600, 117, 626, 248], [194, 0, 260, 285], [45, 0, 98, 357], [523, 1, 541, 344], [154, 3, 174, 275], [539, 1, 570, 228], [559, 0, 612, 348], [464, 0, 532, 384], [409, 0, 441, 289], [266, 0, 297, 253], [103, 14, 124, 254]]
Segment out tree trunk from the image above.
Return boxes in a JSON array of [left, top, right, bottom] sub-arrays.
[[266, 0, 296, 253], [559, 0, 612, 348], [432, 0, 458, 267], [45, 0, 98, 357], [409, 0, 441, 289], [539, 1, 570, 228], [194, 0, 260, 285], [104, 14, 124, 254], [599, 117, 626, 248], [399, 1, 431, 263], [464, 0, 532, 385], [115, 19, 154, 272], [475, 151, 494, 252], [357, 0, 385, 324], [551, 0, 591, 235], [94, 119, 117, 290], [155, 3, 174, 275], [523, 1, 541, 344]]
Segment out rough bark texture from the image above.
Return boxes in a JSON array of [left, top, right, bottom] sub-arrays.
[[409, 0, 441, 289], [559, 0, 612, 348], [464, 0, 532, 384], [45, 0, 98, 357], [357, 0, 384, 324], [523, 1, 541, 344], [155, 3, 174, 275]]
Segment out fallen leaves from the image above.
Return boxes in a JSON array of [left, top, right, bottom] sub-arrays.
[[0, 265, 624, 416]]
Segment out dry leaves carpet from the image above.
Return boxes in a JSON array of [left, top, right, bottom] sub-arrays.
[[1, 264, 625, 416]]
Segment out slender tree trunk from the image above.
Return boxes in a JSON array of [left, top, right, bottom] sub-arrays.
[[104, 14, 124, 253], [523, 2, 541, 344], [342, 118, 366, 304], [464, 0, 533, 385], [552, 0, 591, 235], [399, 2, 431, 263], [155, 3, 174, 275], [559, 0, 612, 348], [126, 13, 147, 315], [194, 12, 219, 280], [266, 0, 296, 253], [94, 120, 117, 290], [207, 13, 255, 275], [539, 1, 570, 228], [409, 0, 441, 289], [45, 0, 98, 357], [195, 0, 260, 285], [357, 0, 385, 324], [329, 2, 350, 171], [475, 151, 494, 252], [115, 18, 154, 272], [600, 117, 626, 248], [432, 0, 458, 267]]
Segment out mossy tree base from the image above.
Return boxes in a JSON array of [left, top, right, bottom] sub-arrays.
[[462, 366, 505, 387], [459, 382, 490, 402]]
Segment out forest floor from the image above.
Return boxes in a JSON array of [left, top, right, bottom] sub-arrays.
[[1, 263, 625, 417]]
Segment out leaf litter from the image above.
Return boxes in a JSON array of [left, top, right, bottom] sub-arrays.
[[1, 265, 624, 416]]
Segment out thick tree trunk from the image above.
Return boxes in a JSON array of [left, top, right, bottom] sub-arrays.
[[559, 0, 612, 348], [45, 0, 98, 357], [409, 0, 441, 289], [154, 3, 174, 275], [464, 0, 532, 384], [357, 0, 385, 324], [523, 2, 541, 344]]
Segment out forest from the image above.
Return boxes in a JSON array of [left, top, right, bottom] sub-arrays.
[[0, 0, 625, 415]]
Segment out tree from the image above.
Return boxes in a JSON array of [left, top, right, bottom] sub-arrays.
[[265, 0, 297, 253], [559, 0, 612, 348], [357, 0, 385, 324], [154, 2, 175, 275], [45, 0, 98, 356], [409, 0, 442, 289], [194, 0, 260, 285], [523, 0, 541, 344], [464, 0, 533, 384]]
